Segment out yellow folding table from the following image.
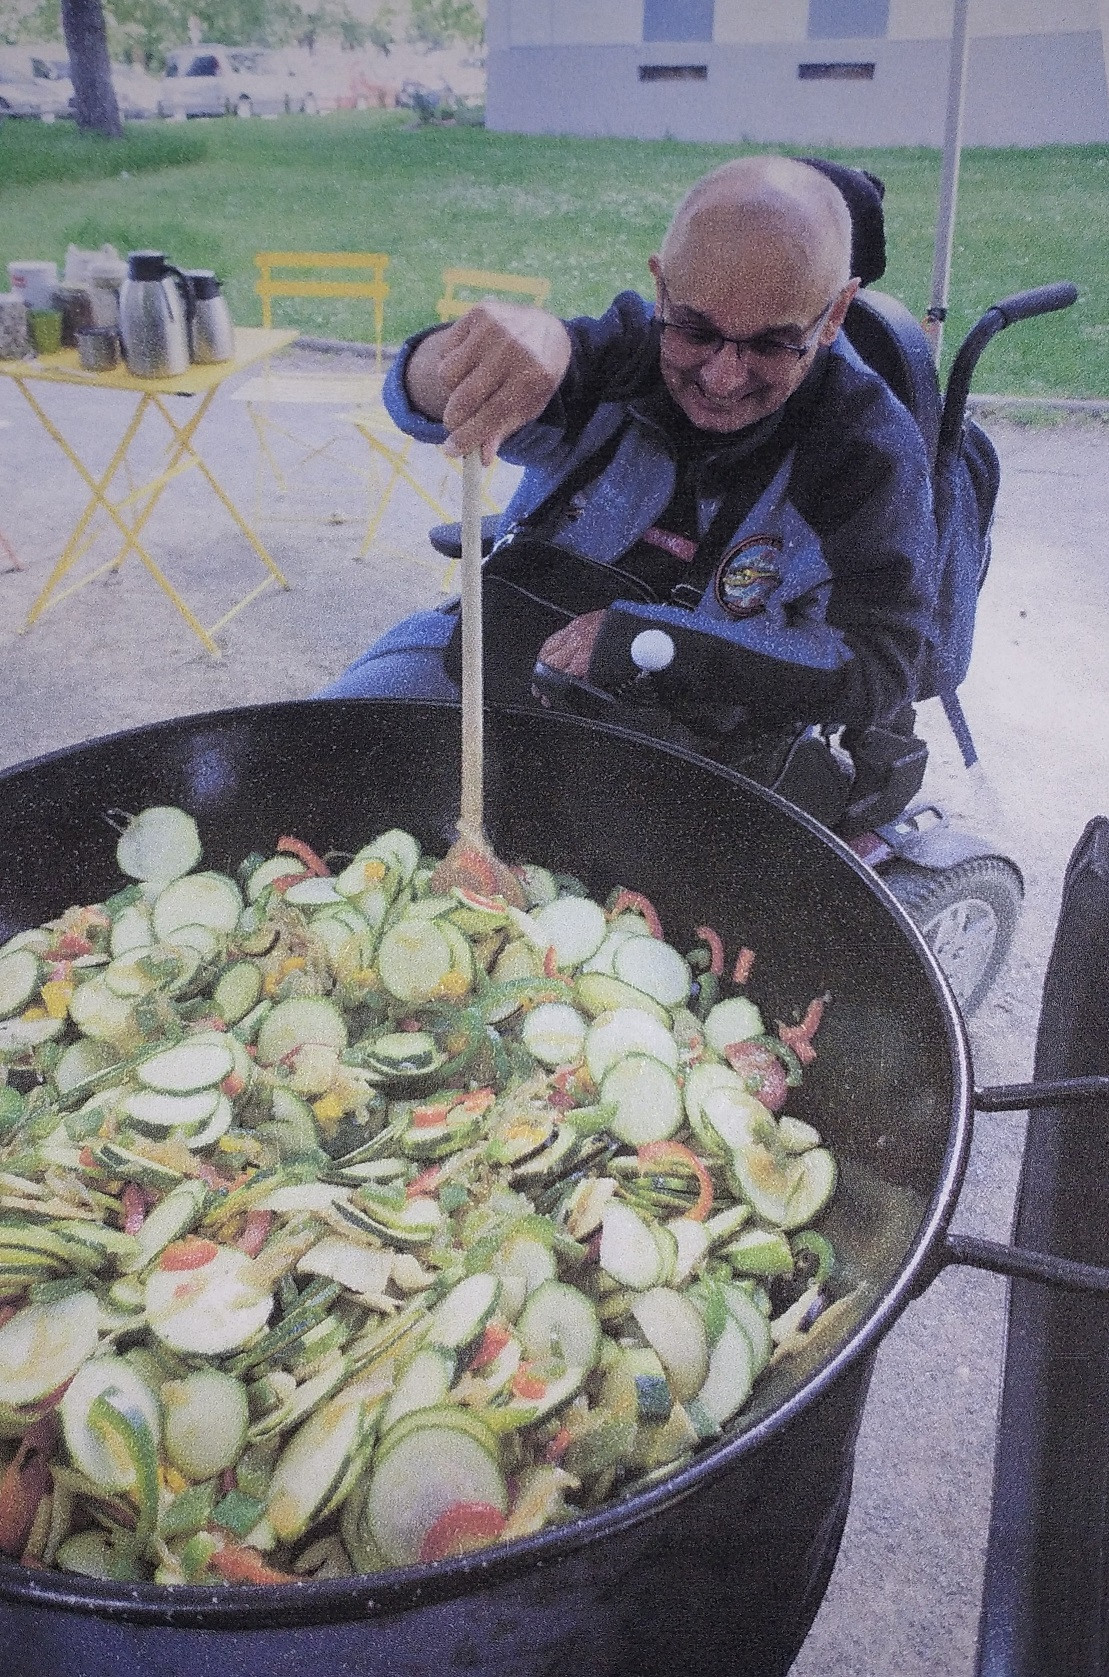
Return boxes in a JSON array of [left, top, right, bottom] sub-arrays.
[[1, 326, 298, 658]]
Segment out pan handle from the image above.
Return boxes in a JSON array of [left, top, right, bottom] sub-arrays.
[[933, 1075, 1109, 1295]]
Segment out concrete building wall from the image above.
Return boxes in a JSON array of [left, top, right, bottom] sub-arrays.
[[484, 0, 1109, 145]]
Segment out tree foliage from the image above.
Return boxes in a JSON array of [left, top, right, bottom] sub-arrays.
[[406, 0, 482, 52]]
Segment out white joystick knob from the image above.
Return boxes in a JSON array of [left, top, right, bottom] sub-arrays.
[[630, 629, 676, 673]]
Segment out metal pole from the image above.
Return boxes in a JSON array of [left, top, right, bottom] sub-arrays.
[[923, 0, 972, 364]]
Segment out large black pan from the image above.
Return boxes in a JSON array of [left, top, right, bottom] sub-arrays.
[[0, 701, 1102, 1677]]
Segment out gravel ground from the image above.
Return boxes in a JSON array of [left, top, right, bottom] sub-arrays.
[[1, 348, 1108, 1673]]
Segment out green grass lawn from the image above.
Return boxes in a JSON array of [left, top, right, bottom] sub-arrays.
[[2, 112, 1105, 396]]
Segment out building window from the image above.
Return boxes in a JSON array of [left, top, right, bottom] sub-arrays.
[[798, 61, 876, 79], [639, 63, 708, 81], [807, 0, 888, 38], [644, 0, 714, 44]]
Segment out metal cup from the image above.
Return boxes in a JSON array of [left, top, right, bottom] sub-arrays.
[[76, 326, 121, 371]]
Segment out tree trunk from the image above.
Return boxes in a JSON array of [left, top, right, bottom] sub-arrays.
[[60, 0, 122, 137]]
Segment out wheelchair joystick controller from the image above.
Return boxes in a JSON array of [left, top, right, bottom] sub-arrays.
[[630, 629, 676, 675]]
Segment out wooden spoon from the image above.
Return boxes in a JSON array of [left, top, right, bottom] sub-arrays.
[[428, 452, 526, 906]]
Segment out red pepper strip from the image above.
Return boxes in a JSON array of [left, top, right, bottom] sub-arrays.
[[468, 1322, 513, 1371], [732, 947, 756, 986], [693, 924, 725, 978], [411, 1102, 450, 1130], [722, 1040, 788, 1112], [121, 1182, 146, 1236], [209, 1543, 299, 1585], [160, 1237, 221, 1271], [276, 836, 331, 877], [608, 889, 664, 939], [0, 1306, 18, 1333], [0, 1435, 52, 1558], [269, 872, 312, 896], [54, 932, 93, 959], [637, 1141, 714, 1222], [777, 996, 826, 1067], [405, 1164, 442, 1200], [511, 1367, 548, 1401], [544, 1426, 572, 1465], [542, 945, 560, 978], [236, 1209, 272, 1258], [419, 1502, 507, 1564]]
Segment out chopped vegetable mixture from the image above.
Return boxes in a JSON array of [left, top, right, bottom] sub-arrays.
[[0, 806, 839, 1585]]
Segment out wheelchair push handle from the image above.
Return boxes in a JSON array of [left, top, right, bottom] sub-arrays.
[[991, 280, 1078, 326], [938, 278, 1078, 461]]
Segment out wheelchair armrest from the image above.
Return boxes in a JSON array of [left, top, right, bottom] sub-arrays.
[[428, 516, 501, 559]]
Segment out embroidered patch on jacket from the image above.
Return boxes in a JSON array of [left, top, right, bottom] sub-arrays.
[[714, 534, 784, 619]]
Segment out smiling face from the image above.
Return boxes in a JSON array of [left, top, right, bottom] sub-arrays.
[[650, 158, 859, 433]]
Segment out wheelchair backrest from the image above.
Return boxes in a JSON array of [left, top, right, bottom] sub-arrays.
[[843, 289, 943, 464]]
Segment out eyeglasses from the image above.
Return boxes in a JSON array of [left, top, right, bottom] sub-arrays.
[[656, 278, 838, 367]]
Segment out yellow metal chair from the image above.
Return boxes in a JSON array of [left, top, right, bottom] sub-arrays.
[[235, 251, 394, 532], [255, 251, 390, 368], [436, 267, 551, 321]]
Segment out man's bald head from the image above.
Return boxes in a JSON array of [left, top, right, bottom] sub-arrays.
[[660, 155, 854, 309], [648, 154, 859, 431]]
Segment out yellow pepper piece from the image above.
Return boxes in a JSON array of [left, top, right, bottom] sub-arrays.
[[20, 1006, 48, 1022], [162, 1465, 189, 1495], [431, 971, 470, 1002], [313, 1092, 346, 1124], [362, 860, 387, 884], [40, 980, 74, 1019]]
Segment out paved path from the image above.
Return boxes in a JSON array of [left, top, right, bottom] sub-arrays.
[[1, 348, 1108, 1672]]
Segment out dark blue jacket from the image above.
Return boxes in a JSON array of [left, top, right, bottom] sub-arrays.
[[384, 291, 937, 731]]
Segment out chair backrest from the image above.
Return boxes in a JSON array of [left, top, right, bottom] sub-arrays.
[[254, 251, 390, 366], [436, 267, 551, 322], [843, 289, 942, 464]]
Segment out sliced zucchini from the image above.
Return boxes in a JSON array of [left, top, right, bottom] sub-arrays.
[[629, 1286, 710, 1403], [0, 947, 42, 1019], [60, 1355, 161, 1490], [379, 1345, 455, 1433], [116, 806, 202, 886], [145, 1246, 274, 1356], [517, 1280, 601, 1371], [126, 1179, 209, 1272], [296, 1238, 394, 1297], [212, 962, 264, 1026], [246, 855, 307, 901], [124, 1086, 221, 1134], [255, 996, 349, 1067], [520, 1001, 587, 1069], [283, 876, 344, 907], [612, 937, 691, 1008], [573, 970, 671, 1028], [600, 1053, 682, 1146], [267, 1391, 377, 1542], [136, 1036, 235, 1095], [151, 872, 242, 940], [731, 1141, 837, 1232], [162, 1369, 249, 1480], [598, 1200, 663, 1291], [702, 996, 764, 1054], [690, 1316, 755, 1431], [584, 1008, 679, 1085], [721, 1284, 773, 1375], [366, 1416, 507, 1566], [376, 920, 455, 1004], [67, 974, 137, 1045], [518, 897, 606, 970], [428, 1272, 500, 1350], [0, 1291, 100, 1408]]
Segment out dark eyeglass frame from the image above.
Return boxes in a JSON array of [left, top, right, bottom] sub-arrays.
[[656, 277, 840, 366]]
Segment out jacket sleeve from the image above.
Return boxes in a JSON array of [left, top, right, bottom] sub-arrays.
[[589, 359, 938, 731], [382, 293, 657, 464]]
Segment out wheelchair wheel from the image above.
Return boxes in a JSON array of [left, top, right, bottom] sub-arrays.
[[880, 855, 1023, 1015]]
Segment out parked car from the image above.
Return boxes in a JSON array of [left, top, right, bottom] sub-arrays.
[[111, 63, 162, 121], [157, 45, 314, 118], [0, 50, 74, 121]]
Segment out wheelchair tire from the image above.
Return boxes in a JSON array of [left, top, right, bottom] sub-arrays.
[[880, 855, 1023, 1015]]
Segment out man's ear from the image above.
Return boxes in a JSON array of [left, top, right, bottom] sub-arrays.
[[822, 277, 861, 344], [647, 254, 664, 307]]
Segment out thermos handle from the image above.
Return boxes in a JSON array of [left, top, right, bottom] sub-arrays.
[[164, 263, 195, 324]]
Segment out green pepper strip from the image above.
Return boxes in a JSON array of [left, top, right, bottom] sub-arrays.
[[87, 1390, 159, 1581]]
